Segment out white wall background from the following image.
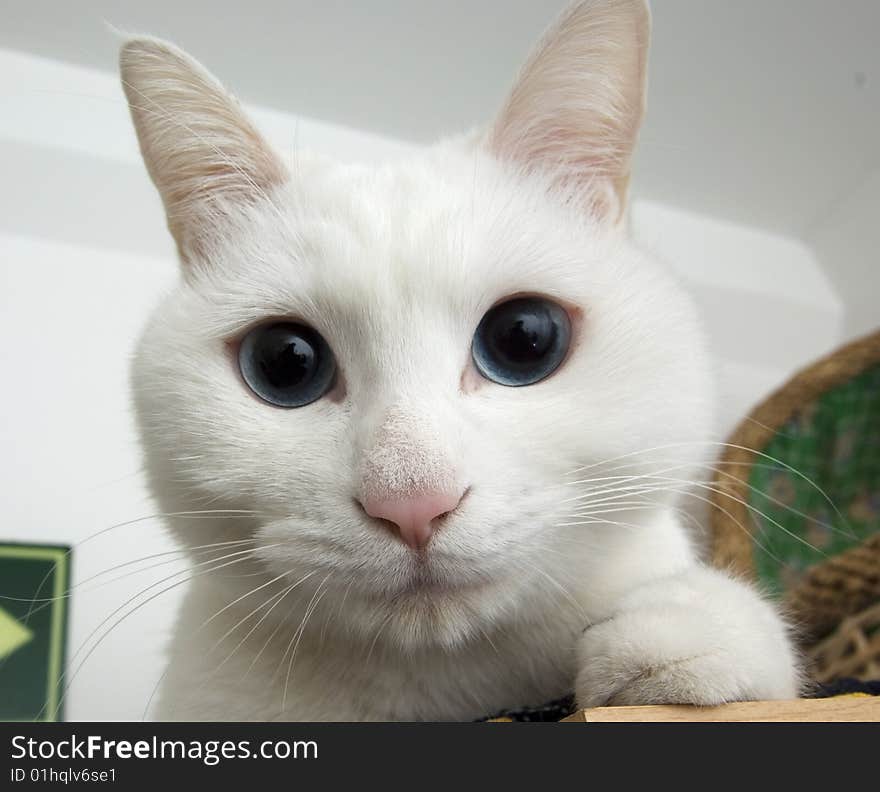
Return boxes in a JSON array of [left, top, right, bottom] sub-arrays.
[[808, 167, 880, 341], [0, 1, 874, 719]]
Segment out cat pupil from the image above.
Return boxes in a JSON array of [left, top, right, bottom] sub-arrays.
[[260, 336, 315, 388], [493, 314, 556, 363]]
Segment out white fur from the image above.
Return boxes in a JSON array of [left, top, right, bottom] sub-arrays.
[[121, 0, 800, 721]]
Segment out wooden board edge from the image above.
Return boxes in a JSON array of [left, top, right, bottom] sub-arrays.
[[560, 696, 880, 722]]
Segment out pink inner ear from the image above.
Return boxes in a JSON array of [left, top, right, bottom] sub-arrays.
[[487, 0, 649, 223], [120, 36, 288, 256]]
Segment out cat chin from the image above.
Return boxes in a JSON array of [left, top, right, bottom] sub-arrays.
[[252, 559, 527, 652], [343, 589, 502, 652]]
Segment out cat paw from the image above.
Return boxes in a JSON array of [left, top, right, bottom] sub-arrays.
[[574, 567, 801, 709]]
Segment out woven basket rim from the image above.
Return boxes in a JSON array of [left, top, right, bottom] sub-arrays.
[[808, 600, 880, 683], [709, 327, 880, 578]]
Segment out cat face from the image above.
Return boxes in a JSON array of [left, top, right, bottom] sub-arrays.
[[125, 0, 712, 649]]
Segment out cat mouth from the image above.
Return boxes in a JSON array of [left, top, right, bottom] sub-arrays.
[[392, 561, 491, 598]]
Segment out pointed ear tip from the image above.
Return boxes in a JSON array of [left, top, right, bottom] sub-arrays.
[[119, 36, 157, 74], [567, 0, 651, 34], [118, 35, 189, 76], [120, 35, 161, 59]]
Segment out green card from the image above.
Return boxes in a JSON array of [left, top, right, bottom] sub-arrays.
[[0, 543, 70, 721]]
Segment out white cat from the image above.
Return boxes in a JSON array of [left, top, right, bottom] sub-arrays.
[[122, 0, 800, 721]]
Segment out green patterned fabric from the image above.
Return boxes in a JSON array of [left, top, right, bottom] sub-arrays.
[[748, 362, 880, 596]]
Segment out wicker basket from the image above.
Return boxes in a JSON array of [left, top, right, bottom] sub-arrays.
[[809, 600, 880, 683], [710, 329, 880, 579], [786, 533, 880, 642], [708, 329, 880, 681]]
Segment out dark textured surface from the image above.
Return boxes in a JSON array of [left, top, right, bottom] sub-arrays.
[[483, 695, 576, 722], [812, 677, 880, 698]]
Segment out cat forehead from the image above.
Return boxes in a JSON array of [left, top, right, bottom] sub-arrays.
[[289, 148, 528, 261], [205, 147, 612, 317]]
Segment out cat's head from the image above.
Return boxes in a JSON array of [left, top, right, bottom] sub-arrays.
[[124, 0, 712, 649]]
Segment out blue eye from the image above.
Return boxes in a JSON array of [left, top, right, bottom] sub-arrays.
[[238, 322, 336, 407], [472, 297, 571, 386]]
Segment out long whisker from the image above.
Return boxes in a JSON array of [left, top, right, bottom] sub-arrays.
[[211, 573, 316, 671], [0, 539, 257, 608], [566, 473, 828, 559], [242, 582, 306, 680], [6, 509, 267, 646], [140, 569, 314, 721], [44, 546, 273, 721], [44, 542, 285, 720], [563, 456, 854, 540], [564, 440, 853, 536], [279, 572, 333, 715], [557, 486, 786, 567]]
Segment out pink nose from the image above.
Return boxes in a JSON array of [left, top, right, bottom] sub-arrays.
[[361, 490, 464, 551]]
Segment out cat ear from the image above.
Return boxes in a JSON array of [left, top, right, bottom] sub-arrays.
[[119, 37, 287, 254], [488, 0, 650, 223]]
